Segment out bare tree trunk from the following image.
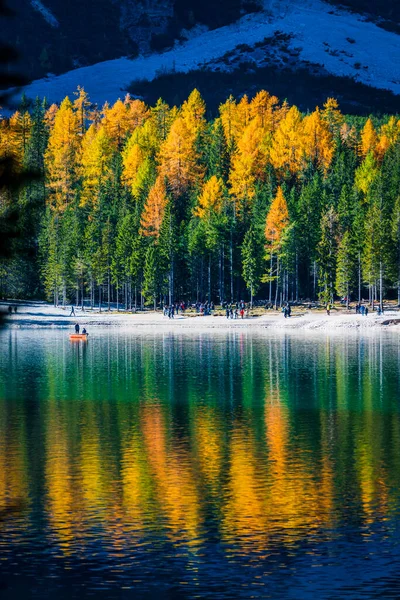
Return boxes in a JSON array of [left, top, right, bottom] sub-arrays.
[[107, 271, 110, 311], [269, 253, 273, 303], [230, 230, 233, 302], [208, 253, 211, 303], [379, 261, 383, 312], [358, 251, 361, 303], [313, 261, 316, 300], [98, 285, 102, 312], [274, 257, 279, 309]]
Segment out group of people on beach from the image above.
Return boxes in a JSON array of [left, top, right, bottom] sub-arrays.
[[7, 305, 17, 314], [225, 301, 249, 319], [355, 304, 369, 316], [163, 302, 187, 318]]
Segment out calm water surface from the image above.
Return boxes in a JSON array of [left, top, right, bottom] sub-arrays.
[[1, 329, 400, 599]]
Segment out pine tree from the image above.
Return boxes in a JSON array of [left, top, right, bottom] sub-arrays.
[[317, 207, 339, 306], [242, 225, 264, 306], [336, 230, 356, 308]]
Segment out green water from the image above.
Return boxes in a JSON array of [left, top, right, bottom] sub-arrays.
[[1, 328, 400, 599]]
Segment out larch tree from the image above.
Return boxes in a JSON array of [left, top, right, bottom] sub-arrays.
[[269, 106, 304, 177], [45, 96, 80, 210], [80, 124, 113, 207], [360, 118, 378, 158], [158, 116, 202, 200], [140, 175, 168, 239], [265, 186, 290, 306], [302, 108, 334, 174], [194, 175, 226, 302]]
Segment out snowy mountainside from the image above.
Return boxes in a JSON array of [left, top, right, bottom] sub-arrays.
[[14, 0, 400, 111]]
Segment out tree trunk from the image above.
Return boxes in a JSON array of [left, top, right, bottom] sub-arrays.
[[379, 260, 383, 312], [230, 230, 233, 302], [274, 256, 279, 309], [208, 253, 211, 303], [269, 253, 273, 303], [358, 251, 361, 303], [76, 278, 79, 307], [313, 261, 316, 300], [99, 285, 102, 312], [107, 271, 110, 311]]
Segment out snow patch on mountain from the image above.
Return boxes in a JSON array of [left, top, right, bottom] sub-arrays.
[[30, 0, 59, 28], [16, 0, 400, 107]]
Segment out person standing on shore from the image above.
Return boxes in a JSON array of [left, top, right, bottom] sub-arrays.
[[75, 323, 80, 333], [70, 305, 75, 317]]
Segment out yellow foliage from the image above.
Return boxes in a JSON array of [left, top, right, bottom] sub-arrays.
[[302, 107, 334, 173], [158, 116, 202, 197], [140, 175, 168, 238], [80, 124, 113, 207], [181, 88, 206, 134], [376, 117, 400, 160], [265, 186, 289, 245], [269, 105, 305, 175], [229, 118, 270, 215], [219, 94, 251, 147], [73, 86, 91, 134], [195, 175, 225, 220], [360, 118, 378, 157], [354, 151, 379, 195], [322, 97, 344, 135], [45, 97, 80, 209], [249, 89, 279, 131]]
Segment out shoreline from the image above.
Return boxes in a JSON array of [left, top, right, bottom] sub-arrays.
[[1, 301, 399, 333]]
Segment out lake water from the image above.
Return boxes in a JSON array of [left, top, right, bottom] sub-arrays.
[[1, 328, 400, 599]]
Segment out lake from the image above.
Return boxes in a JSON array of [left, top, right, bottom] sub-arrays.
[[1, 328, 400, 599]]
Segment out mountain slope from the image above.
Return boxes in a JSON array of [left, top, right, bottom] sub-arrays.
[[13, 0, 400, 111]]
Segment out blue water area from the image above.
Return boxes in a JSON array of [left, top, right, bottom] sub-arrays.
[[1, 328, 400, 599]]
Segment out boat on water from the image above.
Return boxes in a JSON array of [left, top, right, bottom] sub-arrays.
[[69, 333, 89, 341]]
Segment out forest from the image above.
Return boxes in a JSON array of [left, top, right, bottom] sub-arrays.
[[1, 88, 400, 310]]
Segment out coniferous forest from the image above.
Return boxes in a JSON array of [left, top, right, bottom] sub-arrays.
[[1, 88, 400, 309]]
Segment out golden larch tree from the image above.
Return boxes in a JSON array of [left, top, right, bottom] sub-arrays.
[[219, 94, 250, 147], [45, 96, 80, 209], [80, 124, 113, 207], [73, 86, 91, 135], [181, 88, 206, 135], [302, 108, 334, 174], [249, 90, 279, 131], [360, 118, 378, 157], [195, 176, 225, 220], [158, 116, 202, 198], [102, 99, 130, 149], [265, 186, 289, 247], [125, 96, 150, 130], [140, 175, 168, 238], [376, 117, 400, 160], [229, 117, 270, 217], [321, 97, 344, 136], [269, 105, 305, 176]]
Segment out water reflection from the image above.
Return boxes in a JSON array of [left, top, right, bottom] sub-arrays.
[[1, 330, 400, 598]]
